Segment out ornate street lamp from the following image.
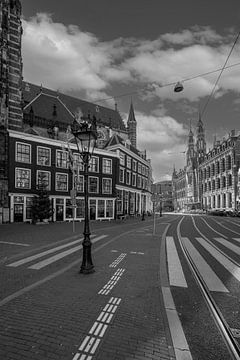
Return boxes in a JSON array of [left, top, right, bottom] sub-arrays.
[[71, 114, 97, 274]]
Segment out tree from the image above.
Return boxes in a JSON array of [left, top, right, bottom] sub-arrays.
[[32, 172, 53, 223]]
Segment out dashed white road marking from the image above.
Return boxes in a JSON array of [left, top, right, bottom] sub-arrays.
[[7, 237, 85, 267], [72, 297, 121, 360], [166, 236, 187, 288], [98, 268, 125, 295], [7, 235, 107, 270], [109, 253, 127, 267], [182, 237, 228, 292], [196, 237, 240, 282]]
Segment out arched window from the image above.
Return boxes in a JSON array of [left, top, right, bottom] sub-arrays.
[[222, 176, 226, 188], [211, 163, 215, 176], [212, 179, 215, 190], [217, 178, 220, 189], [228, 174, 232, 186], [227, 155, 232, 170], [208, 181, 211, 191], [207, 166, 210, 178], [222, 158, 225, 172], [216, 161, 220, 174]]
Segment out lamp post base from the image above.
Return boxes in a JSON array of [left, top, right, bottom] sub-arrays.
[[80, 239, 95, 274]]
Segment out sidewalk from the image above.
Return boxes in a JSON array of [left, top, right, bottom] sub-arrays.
[[0, 220, 175, 360]]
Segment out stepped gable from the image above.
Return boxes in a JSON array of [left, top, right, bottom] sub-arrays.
[[22, 82, 126, 131]]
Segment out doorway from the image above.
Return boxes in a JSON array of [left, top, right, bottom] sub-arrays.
[[14, 204, 23, 222]]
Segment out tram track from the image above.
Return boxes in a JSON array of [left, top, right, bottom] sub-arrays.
[[177, 216, 240, 360]]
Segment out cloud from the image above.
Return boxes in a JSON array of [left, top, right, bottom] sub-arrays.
[[133, 111, 188, 180], [22, 14, 240, 105]]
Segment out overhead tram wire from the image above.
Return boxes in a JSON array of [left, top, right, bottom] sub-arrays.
[[200, 29, 240, 117], [94, 61, 240, 105]]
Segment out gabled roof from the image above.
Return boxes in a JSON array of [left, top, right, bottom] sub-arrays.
[[105, 133, 146, 158], [22, 82, 126, 131]]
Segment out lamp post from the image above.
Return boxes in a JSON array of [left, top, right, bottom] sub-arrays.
[[71, 115, 97, 274]]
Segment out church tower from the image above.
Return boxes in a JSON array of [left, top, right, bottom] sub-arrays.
[[0, 0, 23, 130], [127, 101, 137, 148], [186, 121, 195, 166], [196, 113, 206, 164]]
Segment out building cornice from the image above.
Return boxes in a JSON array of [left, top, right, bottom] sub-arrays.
[[8, 130, 120, 158]]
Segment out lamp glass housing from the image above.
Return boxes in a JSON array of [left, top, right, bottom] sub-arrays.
[[72, 120, 97, 157]]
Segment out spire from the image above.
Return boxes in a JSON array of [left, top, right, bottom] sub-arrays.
[[127, 101, 137, 148], [127, 101, 136, 123]]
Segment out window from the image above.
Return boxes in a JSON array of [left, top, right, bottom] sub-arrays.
[[37, 170, 51, 190], [16, 142, 31, 163], [89, 156, 99, 172], [102, 178, 112, 194], [119, 167, 124, 183], [132, 160, 137, 171], [15, 168, 31, 189], [56, 150, 68, 169], [26, 197, 33, 220], [74, 174, 84, 192], [103, 158, 112, 174], [89, 177, 98, 193], [76, 199, 85, 218], [138, 163, 141, 173], [37, 146, 51, 166], [132, 173, 136, 186], [106, 200, 113, 217], [56, 173, 68, 191], [117, 189, 123, 214], [73, 153, 84, 171], [65, 199, 73, 219], [97, 199, 105, 218], [126, 170, 131, 185], [119, 152, 125, 166], [127, 156, 131, 169], [137, 175, 141, 188]]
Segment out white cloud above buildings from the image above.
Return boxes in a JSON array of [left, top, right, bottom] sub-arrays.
[[22, 13, 240, 180]]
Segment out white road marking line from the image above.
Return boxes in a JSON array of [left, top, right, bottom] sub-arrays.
[[105, 313, 113, 323], [0, 241, 30, 247], [166, 236, 187, 288], [28, 245, 82, 269], [89, 322, 99, 335], [99, 324, 108, 337], [182, 237, 228, 293], [196, 237, 240, 282], [72, 297, 121, 360], [93, 323, 104, 336], [79, 336, 90, 351], [84, 337, 96, 353], [162, 286, 193, 360], [214, 237, 240, 256], [7, 237, 84, 267], [72, 353, 80, 360], [90, 339, 100, 354], [28, 235, 107, 270]]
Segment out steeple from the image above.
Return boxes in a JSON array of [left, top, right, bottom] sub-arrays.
[[196, 113, 206, 164], [127, 101, 137, 148], [186, 120, 195, 166]]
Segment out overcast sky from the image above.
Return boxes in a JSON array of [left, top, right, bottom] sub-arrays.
[[21, 0, 240, 181]]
